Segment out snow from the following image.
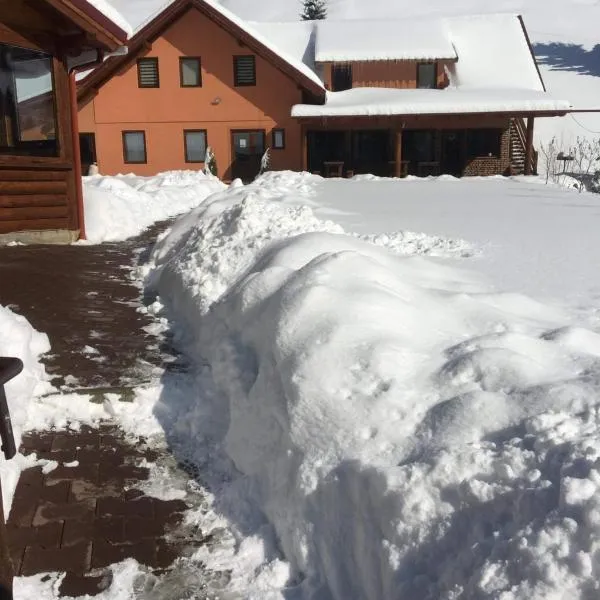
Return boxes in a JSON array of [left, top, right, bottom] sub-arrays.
[[293, 87, 571, 117], [82, 170, 225, 243], [445, 14, 543, 91], [249, 20, 318, 78], [140, 171, 600, 599], [314, 17, 457, 62], [84, 0, 133, 38], [0, 306, 52, 515]]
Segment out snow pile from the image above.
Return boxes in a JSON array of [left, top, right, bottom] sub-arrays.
[[148, 179, 600, 598], [359, 230, 474, 257], [0, 306, 52, 513], [82, 170, 225, 243]]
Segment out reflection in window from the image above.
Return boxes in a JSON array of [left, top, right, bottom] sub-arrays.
[[417, 63, 437, 89], [0, 43, 58, 156], [184, 130, 207, 162], [122, 131, 147, 163]]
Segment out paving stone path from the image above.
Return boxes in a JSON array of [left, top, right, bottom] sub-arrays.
[[0, 224, 207, 597]]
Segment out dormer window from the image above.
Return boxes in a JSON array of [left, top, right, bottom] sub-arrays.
[[417, 62, 437, 89], [331, 64, 352, 91]]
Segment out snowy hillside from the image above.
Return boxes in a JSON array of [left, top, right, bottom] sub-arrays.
[[106, 0, 600, 148]]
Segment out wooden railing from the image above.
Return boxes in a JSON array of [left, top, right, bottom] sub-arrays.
[[511, 118, 538, 175]]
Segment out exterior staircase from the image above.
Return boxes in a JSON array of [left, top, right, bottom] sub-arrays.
[[509, 118, 538, 175]]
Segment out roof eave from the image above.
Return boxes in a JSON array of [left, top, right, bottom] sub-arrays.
[[48, 0, 129, 51], [293, 109, 571, 120], [315, 56, 458, 64]]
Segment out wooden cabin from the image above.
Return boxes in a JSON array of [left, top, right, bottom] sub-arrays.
[[0, 0, 129, 243]]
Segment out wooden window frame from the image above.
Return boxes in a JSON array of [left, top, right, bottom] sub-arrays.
[[122, 130, 147, 164], [137, 57, 160, 88], [183, 129, 208, 163], [416, 62, 437, 89], [272, 128, 285, 150], [233, 55, 256, 87], [179, 57, 202, 88], [0, 42, 60, 158]]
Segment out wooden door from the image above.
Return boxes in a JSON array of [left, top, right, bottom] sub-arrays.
[[79, 132, 96, 175], [231, 130, 265, 182]]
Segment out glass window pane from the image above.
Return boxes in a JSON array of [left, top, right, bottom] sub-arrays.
[[0, 43, 58, 156], [417, 63, 436, 89], [185, 131, 206, 161], [273, 130, 284, 148], [181, 59, 201, 86], [124, 132, 146, 162]]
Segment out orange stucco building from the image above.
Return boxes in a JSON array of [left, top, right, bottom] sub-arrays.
[[78, 1, 572, 182], [78, 0, 322, 180]]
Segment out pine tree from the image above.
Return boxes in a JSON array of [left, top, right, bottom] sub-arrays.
[[301, 0, 327, 20]]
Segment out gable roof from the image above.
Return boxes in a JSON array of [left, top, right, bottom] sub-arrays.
[[78, 0, 325, 102]]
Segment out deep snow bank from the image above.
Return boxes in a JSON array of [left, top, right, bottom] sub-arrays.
[[147, 178, 600, 599], [0, 306, 52, 513], [83, 170, 225, 243]]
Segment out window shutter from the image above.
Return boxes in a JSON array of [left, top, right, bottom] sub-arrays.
[[137, 58, 159, 88], [234, 56, 256, 86]]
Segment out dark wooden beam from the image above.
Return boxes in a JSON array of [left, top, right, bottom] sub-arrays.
[[394, 130, 402, 178], [524, 116, 534, 176]]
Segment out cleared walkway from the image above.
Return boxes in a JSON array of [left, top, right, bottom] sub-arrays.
[[0, 224, 206, 597]]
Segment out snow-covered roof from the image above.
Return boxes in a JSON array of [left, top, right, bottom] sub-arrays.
[[315, 18, 457, 62], [84, 0, 133, 38], [292, 87, 572, 117], [249, 20, 319, 83], [201, 0, 324, 89], [445, 14, 543, 90]]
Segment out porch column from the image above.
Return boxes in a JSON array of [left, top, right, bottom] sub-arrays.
[[524, 116, 535, 175], [394, 129, 403, 178], [344, 130, 351, 174], [301, 125, 307, 172]]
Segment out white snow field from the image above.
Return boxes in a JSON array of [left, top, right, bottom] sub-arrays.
[[139, 171, 600, 599], [82, 170, 225, 243]]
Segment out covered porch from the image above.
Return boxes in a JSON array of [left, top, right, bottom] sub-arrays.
[[301, 114, 538, 179]]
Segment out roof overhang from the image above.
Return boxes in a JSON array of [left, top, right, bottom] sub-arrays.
[[48, 0, 129, 51], [292, 88, 573, 120], [0, 0, 128, 56]]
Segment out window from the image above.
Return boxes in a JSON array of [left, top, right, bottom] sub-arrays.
[[466, 129, 503, 158], [184, 130, 207, 162], [417, 62, 437, 89], [122, 131, 147, 163], [137, 58, 159, 88], [331, 64, 352, 91], [180, 57, 202, 87], [234, 56, 256, 86], [272, 128, 285, 149], [0, 43, 59, 157]]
